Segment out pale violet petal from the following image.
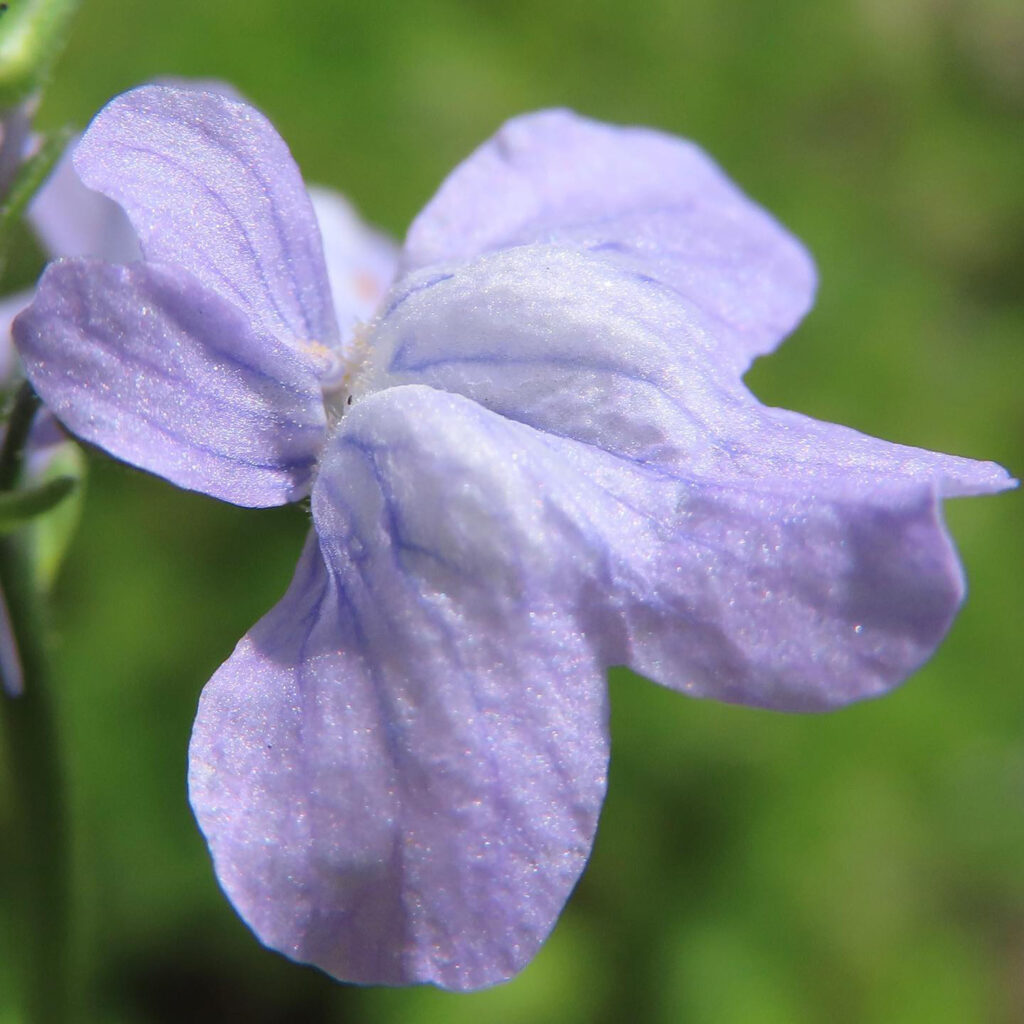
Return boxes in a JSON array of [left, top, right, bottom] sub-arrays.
[[357, 245, 1013, 501], [358, 245, 746, 470], [308, 185, 397, 352], [389, 386, 1006, 710], [28, 135, 139, 263], [718, 403, 1015, 499], [189, 386, 612, 990], [341, 387, 1001, 711], [14, 258, 326, 507], [28, 79, 247, 263], [190, 380, 1003, 991], [554, 444, 987, 710], [73, 85, 338, 349], [403, 109, 814, 370]]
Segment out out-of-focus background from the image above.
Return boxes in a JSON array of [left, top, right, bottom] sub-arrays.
[[1, 0, 1022, 1020]]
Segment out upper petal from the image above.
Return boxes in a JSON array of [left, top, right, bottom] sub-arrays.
[[403, 109, 815, 370], [28, 133, 139, 263], [14, 258, 326, 506], [73, 85, 338, 349], [27, 77, 249, 263], [189, 385, 612, 990]]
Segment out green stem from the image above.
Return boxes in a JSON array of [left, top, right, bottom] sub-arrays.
[[0, 382, 71, 1024], [0, 381, 41, 489]]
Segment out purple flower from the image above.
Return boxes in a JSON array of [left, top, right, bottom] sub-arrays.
[[13, 85, 1014, 990]]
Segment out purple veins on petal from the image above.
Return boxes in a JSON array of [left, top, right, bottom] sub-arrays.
[[190, 388, 613, 989], [191, 376, 1007, 988], [356, 243, 1013, 500], [403, 108, 816, 372], [73, 85, 339, 349], [357, 244, 748, 469]]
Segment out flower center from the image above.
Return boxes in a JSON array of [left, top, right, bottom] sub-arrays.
[[309, 322, 376, 426]]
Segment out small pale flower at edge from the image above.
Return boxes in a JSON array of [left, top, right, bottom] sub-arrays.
[[12, 85, 1016, 990]]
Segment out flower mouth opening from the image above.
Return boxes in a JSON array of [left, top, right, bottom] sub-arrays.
[[308, 321, 376, 425]]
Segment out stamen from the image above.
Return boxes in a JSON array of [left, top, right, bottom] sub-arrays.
[[336, 321, 374, 396], [298, 339, 345, 384], [303, 321, 377, 425]]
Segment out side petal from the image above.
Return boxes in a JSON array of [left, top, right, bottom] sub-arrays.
[[589, 462, 992, 711], [357, 245, 1013, 500], [345, 387, 1007, 713], [719, 402, 1015, 500], [189, 386, 612, 990], [403, 109, 814, 370], [308, 185, 397, 353], [343, 387, 1007, 714], [14, 258, 326, 507], [73, 85, 338, 348]]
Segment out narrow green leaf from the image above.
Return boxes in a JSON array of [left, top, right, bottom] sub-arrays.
[[0, 473, 75, 532], [30, 440, 84, 589]]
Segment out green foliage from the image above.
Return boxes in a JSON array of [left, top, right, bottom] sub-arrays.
[[0, 0, 80, 106], [28, 439, 84, 589]]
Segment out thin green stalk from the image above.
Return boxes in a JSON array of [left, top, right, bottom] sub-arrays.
[[0, 382, 71, 1024], [0, 381, 41, 489]]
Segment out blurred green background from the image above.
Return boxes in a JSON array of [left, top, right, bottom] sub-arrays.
[[2, 0, 1023, 1020]]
